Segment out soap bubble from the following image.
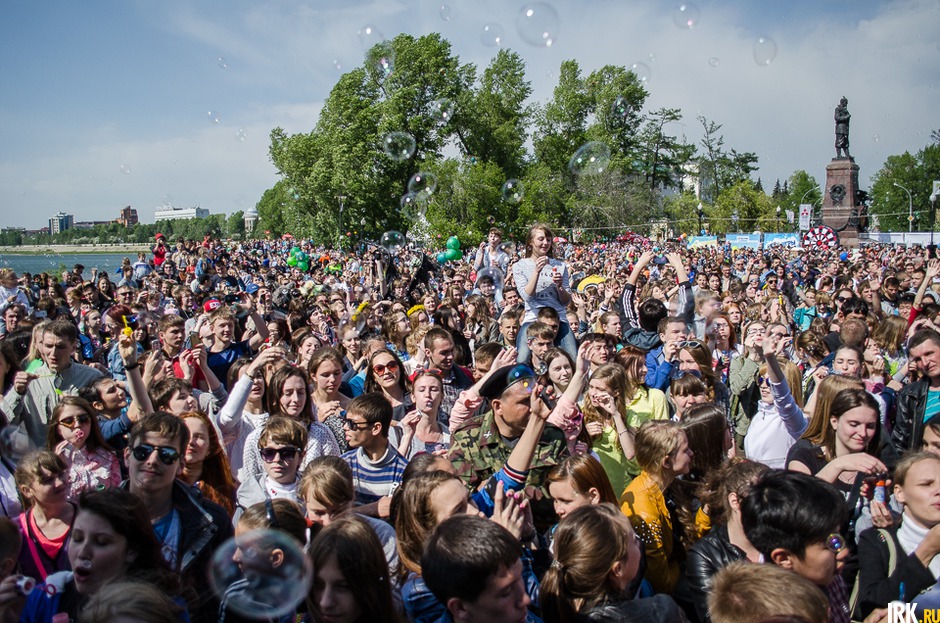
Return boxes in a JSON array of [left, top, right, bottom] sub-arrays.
[[477, 266, 505, 291], [209, 529, 312, 620], [333, 59, 343, 71], [568, 142, 611, 176], [217, 57, 228, 69], [753, 37, 777, 66], [480, 23, 505, 47], [120, 164, 132, 175], [498, 242, 516, 256], [208, 110, 222, 124], [501, 180, 524, 204], [487, 216, 496, 224], [611, 95, 631, 119], [629, 62, 651, 83], [162, 194, 174, 206], [358, 25, 385, 48], [672, 3, 699, 29], [366, 42, 395, 83], [873, 134, 880, 142], [516, 3, 558, 48], [408, 172, 438, 196], [708, 57, 720, 68], [440, 4, 451, 20], [381, 231, 406, 253], [401, 192, 429, 218], [236, 129, 247, 142], [382, 132, 416, 161], [430, 98, 454, 124]]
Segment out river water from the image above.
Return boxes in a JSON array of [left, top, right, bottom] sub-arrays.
[[0, 253, 133, 277]]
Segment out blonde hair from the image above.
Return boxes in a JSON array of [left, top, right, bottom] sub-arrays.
[[540, 504, 636, 621], [635, 420, 684, 478]]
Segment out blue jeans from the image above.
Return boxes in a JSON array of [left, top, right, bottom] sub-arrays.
[[516, 320, 578, 365]]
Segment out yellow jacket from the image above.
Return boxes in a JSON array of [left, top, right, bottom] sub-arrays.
[[620, 471, 680, 595]]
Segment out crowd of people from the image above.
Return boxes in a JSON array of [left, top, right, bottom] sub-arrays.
[[0, 223, 938, 622]]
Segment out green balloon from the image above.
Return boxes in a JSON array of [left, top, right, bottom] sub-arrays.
[[453, 250, 463, 261], [290, 246, 301, 256], [286, 256, 297, 266], [444, 248, 459, 261], [446, 236, 461, 250], [298, 261, 309, 271]]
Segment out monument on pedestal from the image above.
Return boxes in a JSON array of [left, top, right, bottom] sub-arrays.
[[822, 97, 864, 247]]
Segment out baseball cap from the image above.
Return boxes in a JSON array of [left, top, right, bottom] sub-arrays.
[[203, 299, 222, 312]]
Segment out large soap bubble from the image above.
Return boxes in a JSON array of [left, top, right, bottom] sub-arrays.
[[382, 132, 416, 161], [516, 3, 558, 48], [381, 231, 406, 253], [568, 142, 611, 176], [209, 529, 312, 620]]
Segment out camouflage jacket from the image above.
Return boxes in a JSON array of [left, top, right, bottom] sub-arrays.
[[447, 410, 568, 531]]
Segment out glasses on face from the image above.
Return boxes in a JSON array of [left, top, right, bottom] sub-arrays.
[[746, 328, 766, 337], [117, 291, 133, 298], [757, 376, 771, 387], [372, 361, 400, 376], [836, 296, 852, 304], [131, 443, 181, 465], [259, 446, 301, 463], [825, 533, 846, 553], [769, 331, 788, 339], [342, 417, 371, 431], [58, 414, 91, 429]]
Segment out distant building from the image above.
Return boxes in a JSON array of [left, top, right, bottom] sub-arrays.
[[154, 206, 210, 222], [74, 220, 112, 229], [49, 212, 73, 234], [115, 206, 138, 227], [244, 207, 259, 233]]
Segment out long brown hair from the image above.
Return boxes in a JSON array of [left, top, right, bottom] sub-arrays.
[[393, 470, 463, 583], [525, 223, 556, 258], [540, 504, 637, 621], [309, 515, 403, 623], [46, 396, 112, 454], [178, 411, 235, 517]]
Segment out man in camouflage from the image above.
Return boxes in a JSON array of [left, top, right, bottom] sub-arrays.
[[447, 364, 569, 531]]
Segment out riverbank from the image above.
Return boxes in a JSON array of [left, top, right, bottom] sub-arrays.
[[0, 243, 151, 255]]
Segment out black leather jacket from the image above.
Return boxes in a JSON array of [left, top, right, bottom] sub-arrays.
[[892, 380, 929, 454], [673, 525, 748, 623], [581, 594, 688, 623]]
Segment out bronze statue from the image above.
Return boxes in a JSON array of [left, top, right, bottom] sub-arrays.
[[834, 97, 851, 159]]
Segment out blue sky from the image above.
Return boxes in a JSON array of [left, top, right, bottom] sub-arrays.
[[1, 0, 937, 229]]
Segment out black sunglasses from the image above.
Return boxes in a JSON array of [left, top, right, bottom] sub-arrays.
[[260, 446, 300, 462], [131, 443, 180, 465]]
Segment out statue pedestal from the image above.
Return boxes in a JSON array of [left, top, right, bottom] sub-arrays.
[[823, 158, 861, 247]]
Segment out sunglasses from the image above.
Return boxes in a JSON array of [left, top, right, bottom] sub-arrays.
[[669, 368, 702, 381], [131, 444, 181, 465], [342, 417, 371, 431], [260, 446, 301, 463], [58, 414, 91, 429], [757, 376, 772, 387], [372, 361, 400, 376], [411, 368, 443, 382], [677, 340, 704, 349]]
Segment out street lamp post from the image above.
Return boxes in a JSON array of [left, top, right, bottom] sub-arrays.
[[732, 209, 739, 232], [894, 182, 913, 233], [697, 202, 704, 235], [776, 206, 781, 232]]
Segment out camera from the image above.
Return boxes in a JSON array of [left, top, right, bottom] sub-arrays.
[[224, 294, 240, 304]]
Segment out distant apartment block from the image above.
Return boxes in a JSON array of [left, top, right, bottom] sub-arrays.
[[154, 206, 210, 222], [74, 220, 112, 229], [116, 205, 138, 227], [49, 212, 73, 234]]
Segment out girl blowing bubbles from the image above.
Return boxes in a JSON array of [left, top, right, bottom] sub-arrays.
[[46, 397, 120, 502]]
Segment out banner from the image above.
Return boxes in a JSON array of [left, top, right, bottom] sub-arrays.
[[764, 233, 801, 248], [726, 234, 761, 250], [799, 204, 812, 230], [687, 235, 718, 249]]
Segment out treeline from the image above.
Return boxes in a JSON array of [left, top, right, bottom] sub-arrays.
[[7, 212, 247, 246]]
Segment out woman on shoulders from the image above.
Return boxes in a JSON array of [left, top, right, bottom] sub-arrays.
[[511, 223, 577, 362]]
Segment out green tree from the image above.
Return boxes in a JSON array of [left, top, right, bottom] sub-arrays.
[[782, 170, 822, 228], [869, 147, 939, 231], [696, 116, 759, 204]]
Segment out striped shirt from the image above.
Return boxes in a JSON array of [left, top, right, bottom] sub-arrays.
[[343, 443, 409, 505]]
